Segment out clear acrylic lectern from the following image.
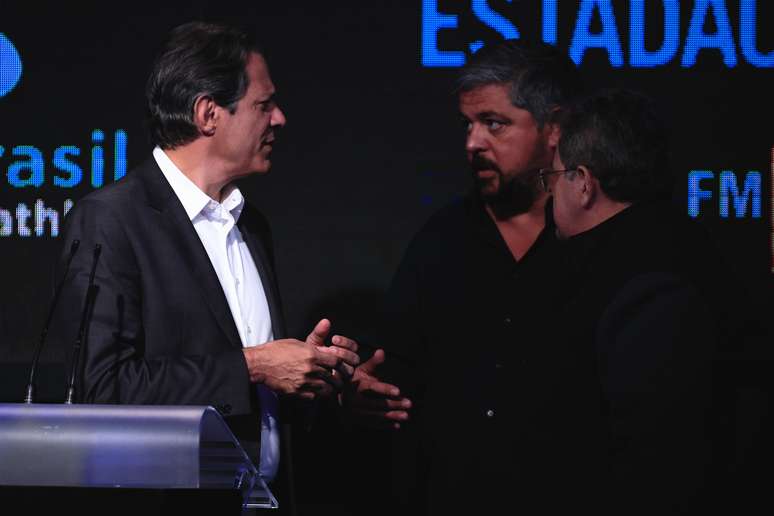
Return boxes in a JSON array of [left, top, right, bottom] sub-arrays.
[[0, 403, 277, 513]]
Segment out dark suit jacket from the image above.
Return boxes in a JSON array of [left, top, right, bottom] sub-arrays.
[[545, 201, 747, 515], [49, 156, 286, 435]]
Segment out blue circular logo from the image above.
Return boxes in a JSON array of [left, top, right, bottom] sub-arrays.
[[0, 33, 23, 98]]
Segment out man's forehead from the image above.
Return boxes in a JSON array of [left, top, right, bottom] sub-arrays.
[[248, 51, 268, 69], [458, 82, 533, 120], [459, 82, 512, 106], [246, 52, 275, 96]]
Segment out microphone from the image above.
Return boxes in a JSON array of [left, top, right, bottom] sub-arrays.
[[64, 244, 101, 405], [23, 239, 81, 404]]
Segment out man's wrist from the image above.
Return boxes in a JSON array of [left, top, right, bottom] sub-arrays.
[[242, 346, 268, 384]]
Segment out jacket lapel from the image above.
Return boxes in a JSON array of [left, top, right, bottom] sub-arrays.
[[136, 157, 243, 350]]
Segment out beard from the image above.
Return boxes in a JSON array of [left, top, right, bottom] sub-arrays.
[[471, 154, 539, 219]]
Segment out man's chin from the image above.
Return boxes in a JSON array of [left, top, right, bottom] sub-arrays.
[[477, 184, 498, 199], [479, 181, 537, 218], [250, 159, 271, 175], [474, 176, 499, 196]]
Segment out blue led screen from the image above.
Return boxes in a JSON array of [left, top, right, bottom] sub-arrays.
[[1, 0, 771, 385]]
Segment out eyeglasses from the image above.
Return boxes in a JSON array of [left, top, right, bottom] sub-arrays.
[[538, 168, 578, 192]]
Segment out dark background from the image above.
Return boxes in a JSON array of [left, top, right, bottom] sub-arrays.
[[1, 1, 772, 513]]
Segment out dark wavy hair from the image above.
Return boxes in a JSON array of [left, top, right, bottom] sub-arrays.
[[455, 39, 582, 127], [558, 89, 672, 203], [145, 21, 261, 149]]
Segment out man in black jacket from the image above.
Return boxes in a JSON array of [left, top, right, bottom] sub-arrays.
[[540, 88, 745, 514]]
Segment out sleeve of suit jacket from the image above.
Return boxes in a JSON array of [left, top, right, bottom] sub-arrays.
[[49, 196, 254, 412]]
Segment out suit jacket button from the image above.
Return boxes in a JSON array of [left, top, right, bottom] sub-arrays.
[[486, 409, 495, 418]]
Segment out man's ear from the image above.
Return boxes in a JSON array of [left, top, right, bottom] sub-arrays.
[[546, 120, 561, 148], [575, 165, 597, 209], [545, 106, 562, 148], [192, 95, 218, 137]]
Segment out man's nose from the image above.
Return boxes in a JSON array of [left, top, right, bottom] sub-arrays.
[[272, 105, 287, 127], [465, 124, 487, 153]]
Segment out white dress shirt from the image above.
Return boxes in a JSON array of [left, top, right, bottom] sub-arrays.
[[153, 147, 280, 481]]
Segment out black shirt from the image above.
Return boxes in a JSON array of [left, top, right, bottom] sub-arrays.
[[380, 197, 750, 515], [380, 192, 564, 513]]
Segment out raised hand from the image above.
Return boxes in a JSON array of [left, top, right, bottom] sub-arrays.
[[345, 349, 412, 429], [309, 319, 360, 378]]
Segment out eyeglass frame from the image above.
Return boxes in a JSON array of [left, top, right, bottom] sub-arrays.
[[538, 168, 579, 192]]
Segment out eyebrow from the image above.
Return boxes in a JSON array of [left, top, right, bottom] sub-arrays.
[[476, 111, 508, 120], [460, 110, 508, 121], [254, 93, 276, 106]]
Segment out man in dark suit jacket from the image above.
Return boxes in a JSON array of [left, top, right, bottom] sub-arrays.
[[48, 21, 360, 506], [540, 89, 750, 514]]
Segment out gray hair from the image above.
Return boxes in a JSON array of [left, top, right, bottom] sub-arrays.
[[456, 39, 582, 127]]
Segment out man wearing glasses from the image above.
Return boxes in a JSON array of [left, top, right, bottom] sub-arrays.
[[537, 88, 751, 514], [347, 40, 583, 514]]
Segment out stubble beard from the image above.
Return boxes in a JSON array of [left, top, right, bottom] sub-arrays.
[[471, 155, 539, 219]]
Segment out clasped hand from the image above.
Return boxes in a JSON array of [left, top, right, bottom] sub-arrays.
[[242, 319, 360, 400]]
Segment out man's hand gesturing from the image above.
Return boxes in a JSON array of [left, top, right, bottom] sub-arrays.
[[345, 349, 412, 429], [242, 318, 361, 400]]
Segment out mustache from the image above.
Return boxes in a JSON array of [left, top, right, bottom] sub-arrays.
[[470, 155, 541, 186], [470, 154, 500, 173]]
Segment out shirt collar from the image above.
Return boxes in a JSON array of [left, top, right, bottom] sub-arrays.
[[153, 146, 245, 223], [467, 190, 557, 264]]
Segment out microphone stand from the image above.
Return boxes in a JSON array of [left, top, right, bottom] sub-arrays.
[[64, 244, 101, 405], [23, 239, 80, 404]]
